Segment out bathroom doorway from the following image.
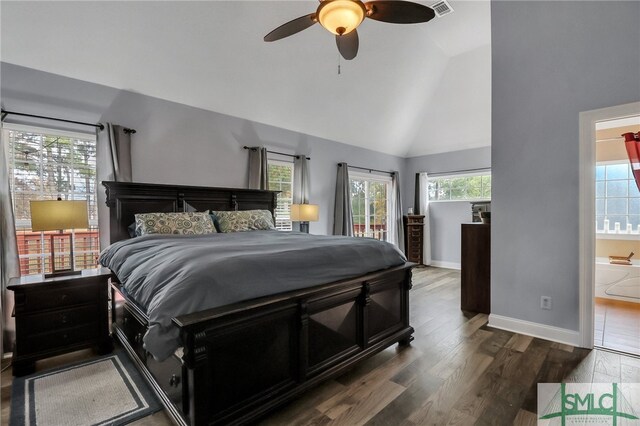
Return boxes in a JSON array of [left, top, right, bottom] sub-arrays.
[[593, 115, 640, 355]]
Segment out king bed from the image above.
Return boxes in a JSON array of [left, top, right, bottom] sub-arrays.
[[102, 181, 415, 426]]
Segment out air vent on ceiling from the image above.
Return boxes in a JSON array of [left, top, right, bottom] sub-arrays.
[[431, 0, 454, 18]]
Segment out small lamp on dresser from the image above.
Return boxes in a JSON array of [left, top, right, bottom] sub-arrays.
[[291, 204, 319, 233], [30, 198, 89, 278]]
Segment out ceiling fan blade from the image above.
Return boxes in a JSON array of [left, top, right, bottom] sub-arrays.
[[336, 30, 359, 60], [264, 13, 317, 42], [365, 1, 435, 24]]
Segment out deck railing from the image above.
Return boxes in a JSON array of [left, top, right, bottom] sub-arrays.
[[16, 229, 100, 276]]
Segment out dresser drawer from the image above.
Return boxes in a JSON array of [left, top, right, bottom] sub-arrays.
[[21, 323, 98, 355], [23, 285, 97, 312], [21, 305, 96, 335]]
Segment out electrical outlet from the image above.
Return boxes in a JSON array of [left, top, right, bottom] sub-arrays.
[[541, 296, 552, 310]]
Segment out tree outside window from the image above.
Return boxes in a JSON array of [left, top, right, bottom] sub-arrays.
[[350, 173, 391, 241], [267, 160, 294, 231]]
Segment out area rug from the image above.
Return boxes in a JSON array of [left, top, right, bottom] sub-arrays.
[[10, 350, 162, 426]]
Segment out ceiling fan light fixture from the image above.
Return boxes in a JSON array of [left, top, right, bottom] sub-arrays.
[[317, 0, 366, 36]]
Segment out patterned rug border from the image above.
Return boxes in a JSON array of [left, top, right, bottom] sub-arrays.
[[10, 350, 162, 426]]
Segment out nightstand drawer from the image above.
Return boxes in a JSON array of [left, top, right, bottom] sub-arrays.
[[24, 286, 97, 312], [21, 305, 96, 335], [21, 323, 98, 354]]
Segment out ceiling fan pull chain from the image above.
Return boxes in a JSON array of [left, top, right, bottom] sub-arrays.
[[338, 53, 341, 75]]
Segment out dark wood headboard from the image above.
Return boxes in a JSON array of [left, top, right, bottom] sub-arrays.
[[103, 181, 278, 244]]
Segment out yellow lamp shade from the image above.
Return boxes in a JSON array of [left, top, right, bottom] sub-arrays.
[[290, 204, 319, 222], [317, 0, 366, 36], [30, 200, 89, 231]]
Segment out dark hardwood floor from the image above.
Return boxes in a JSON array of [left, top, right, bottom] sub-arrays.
[[2, 267, 639, 425]]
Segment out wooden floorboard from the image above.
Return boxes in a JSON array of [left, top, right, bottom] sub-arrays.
[[2, 266, 640, 426], [594, 297, 640, 355]]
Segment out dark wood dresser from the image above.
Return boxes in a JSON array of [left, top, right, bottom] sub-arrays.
[[461, 223, 490, 314], [8, 268, 113, 376], [403, 215, 425, 265]]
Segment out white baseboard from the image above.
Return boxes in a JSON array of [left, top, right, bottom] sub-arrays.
[[488, 314, 582, 347], [428, 260, 461, 270]]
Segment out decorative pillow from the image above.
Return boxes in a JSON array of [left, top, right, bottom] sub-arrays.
[[213, 210, 275, 232], [135, 212, 216, 235], [208, 212, 222, 233], [127, 222, 140, 238]]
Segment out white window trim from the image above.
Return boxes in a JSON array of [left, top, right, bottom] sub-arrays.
[[2, 122, 97, 141]]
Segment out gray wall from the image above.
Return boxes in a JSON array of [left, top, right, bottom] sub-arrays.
[[491, 1, 640, 330], [1, 62, 405, 238], [404, 147, 491, 265]]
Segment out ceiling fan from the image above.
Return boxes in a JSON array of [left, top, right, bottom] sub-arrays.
[[264, 0, 436, 60]]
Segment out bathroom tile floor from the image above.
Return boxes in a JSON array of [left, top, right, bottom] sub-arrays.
[[595, 297, 640, 356]]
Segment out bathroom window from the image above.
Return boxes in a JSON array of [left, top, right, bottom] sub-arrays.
[[596, 161, 640, 232]]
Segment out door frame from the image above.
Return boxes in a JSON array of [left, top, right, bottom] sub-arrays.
[[578, 101, 640, 348]]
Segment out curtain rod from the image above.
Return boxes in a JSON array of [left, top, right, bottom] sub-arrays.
[[1, 109, 137, 134], [426, 167, 491, 177], [340, 163, 394, 176], [2, 109, 105, 131], [243, 146, 310, 160]]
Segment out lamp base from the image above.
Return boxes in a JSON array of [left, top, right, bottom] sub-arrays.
[[299, 222, 310, 233]]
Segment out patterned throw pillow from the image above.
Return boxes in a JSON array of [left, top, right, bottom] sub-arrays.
[[135, 212, 216, 235], [213, 210, 275, 232]]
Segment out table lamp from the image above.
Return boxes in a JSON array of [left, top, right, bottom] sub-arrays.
[[290, 204, 319, 233], [30, 199, 89, 278]]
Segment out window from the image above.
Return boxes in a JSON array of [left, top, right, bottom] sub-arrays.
[[350, 172, 391, 241], [267, 159, 294, 231], [4, 124, 99, 275], [596, 161, 640, 232], [427, 172, 491, 202]]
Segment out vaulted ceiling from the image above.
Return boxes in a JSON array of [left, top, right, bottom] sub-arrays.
[[0, 1, 491, 157]]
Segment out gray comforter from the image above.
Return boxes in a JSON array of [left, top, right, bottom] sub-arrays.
[[99, 231, 406, 360]]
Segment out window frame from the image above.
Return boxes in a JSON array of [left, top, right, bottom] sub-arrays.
[[426, 170, 492, 203], [4, 123, 99, 275], [349, 171, 392, 241], [267, 158, 295, 231], [595, 159, 640, 235]]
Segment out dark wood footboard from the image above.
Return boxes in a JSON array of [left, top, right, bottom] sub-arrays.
[[111, 263, 414, 426]]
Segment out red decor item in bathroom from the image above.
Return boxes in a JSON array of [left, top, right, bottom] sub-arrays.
[[623, 132, 640, 191]]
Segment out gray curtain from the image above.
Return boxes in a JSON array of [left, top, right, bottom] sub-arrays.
[[248, 147, 269, 190], [390, 171, 404, 250], [293, 156, 310, 204], [415, 172, 432, 265], [1, 130, 20, 356], [97, 123, 133, 250], [333, 163, 353, 236]]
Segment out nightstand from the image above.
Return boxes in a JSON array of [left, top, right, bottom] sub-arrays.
[[8, 268, 113, 376]]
